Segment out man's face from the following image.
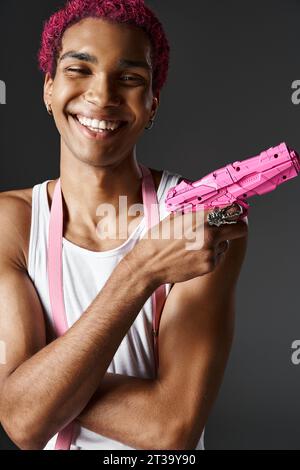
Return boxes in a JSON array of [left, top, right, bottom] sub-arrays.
[[44, 17, 159, 166]]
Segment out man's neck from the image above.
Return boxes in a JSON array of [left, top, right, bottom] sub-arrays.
[[60, 152, 144, 233]]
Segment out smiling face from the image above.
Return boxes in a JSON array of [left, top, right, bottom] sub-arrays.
[[44, 17, 159, 166]]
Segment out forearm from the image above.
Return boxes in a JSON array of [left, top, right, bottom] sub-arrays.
[[1, 255, 156, 449], [76, 373, 176, 450], [76, 339, 234, 450]]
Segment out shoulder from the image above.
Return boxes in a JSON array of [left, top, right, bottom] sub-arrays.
[[0, 187, 34, 270], [0, 186, 33, 223]]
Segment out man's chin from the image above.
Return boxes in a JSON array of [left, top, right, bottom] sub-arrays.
[[69, 148, 129, 167]]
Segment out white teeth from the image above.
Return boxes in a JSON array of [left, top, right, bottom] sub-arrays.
[[77, 115, 121, 131], [87, 126, 105, 133]]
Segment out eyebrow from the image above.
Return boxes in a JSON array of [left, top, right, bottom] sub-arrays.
[[59, 51, 152, 70]]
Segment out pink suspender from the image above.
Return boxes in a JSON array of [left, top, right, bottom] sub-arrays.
[[140, 165, 168, 370], [47, 165, 167, 450], [48, 177, 77, 450]]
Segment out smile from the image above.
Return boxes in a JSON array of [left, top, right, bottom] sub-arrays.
[[70, 114, 128, 141]]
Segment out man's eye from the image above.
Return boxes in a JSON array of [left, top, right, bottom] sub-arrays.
[[66, 68, 89, 75], [121, 76, 142, 82]]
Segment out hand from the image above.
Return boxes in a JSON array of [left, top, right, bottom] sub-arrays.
[[126, 205, 248, 285]]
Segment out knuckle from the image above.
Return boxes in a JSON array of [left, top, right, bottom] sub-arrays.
[[235, 219, 249, 236], [241, 219, 249, 234]]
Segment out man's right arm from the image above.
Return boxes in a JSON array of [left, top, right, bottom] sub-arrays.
[[0, 195, 248, 450], [0, 196, 157, 450]]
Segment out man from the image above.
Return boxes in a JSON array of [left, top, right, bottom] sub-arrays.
[[0, 0, 248, 450]]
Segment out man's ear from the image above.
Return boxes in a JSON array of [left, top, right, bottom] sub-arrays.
[[43, 72, 54, 109], [151, 92, 160, 120]]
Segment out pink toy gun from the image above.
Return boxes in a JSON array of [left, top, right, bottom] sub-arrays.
[[165, 142, 300, 220]]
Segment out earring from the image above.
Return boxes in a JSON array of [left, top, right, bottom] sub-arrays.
[[46, 103, 53, 116], [145, 119, 154, 130]]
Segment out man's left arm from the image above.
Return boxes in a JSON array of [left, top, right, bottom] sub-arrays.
[[76, 228, 248, 450]]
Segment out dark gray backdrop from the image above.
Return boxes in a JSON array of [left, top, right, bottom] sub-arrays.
[[0, 0, 299, 450]]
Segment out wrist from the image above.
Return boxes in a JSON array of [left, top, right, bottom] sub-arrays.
[[121, 246, 160, 293]]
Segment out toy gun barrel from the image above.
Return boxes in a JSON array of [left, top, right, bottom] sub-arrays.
[[165, 142, 300, 213]]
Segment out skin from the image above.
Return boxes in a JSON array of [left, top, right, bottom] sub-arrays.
[[0, 17, 248, 450], [43, 18, 161, 250]]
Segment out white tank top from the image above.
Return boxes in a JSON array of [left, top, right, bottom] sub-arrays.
[[27, 169, 205, 450]]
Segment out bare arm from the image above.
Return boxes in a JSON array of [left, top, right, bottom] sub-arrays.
[[0, 196, 156, 450], [76, 233, 248, 450], [0, 193, 247, 450]]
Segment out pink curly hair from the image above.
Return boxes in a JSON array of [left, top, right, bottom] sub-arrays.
[[38, 0, 170, 95]]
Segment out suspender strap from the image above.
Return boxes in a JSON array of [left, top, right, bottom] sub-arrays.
[[48, 166, 167, 450], [139, 164, 168, 371], [48, 179, 67, 336], [48, 179, 76, 450]]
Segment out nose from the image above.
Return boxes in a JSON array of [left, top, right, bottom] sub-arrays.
[[83, 74, 122, 108]]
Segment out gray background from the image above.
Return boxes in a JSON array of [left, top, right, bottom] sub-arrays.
[[0, 0, 300, 450]]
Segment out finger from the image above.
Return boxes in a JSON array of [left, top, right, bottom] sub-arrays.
[[216, 219, 248, 243], [216, 240, 229, 255], [215, 249, 227, 266]]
